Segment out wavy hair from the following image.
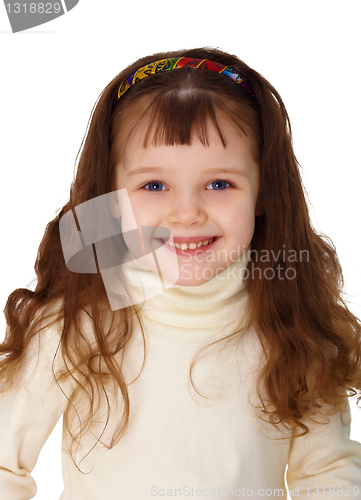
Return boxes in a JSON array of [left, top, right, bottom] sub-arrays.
[[1, 47, 361, 470]]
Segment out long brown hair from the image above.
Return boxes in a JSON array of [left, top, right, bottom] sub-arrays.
[[1, 47, 360, 470]]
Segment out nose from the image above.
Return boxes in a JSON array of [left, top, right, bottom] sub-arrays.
[[167, 191, 207, 226]]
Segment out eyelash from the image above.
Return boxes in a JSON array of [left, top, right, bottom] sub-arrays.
[[140, 179, 235, 191]]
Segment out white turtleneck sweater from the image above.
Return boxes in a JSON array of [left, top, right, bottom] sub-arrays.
[[0, 249, 361, 500]]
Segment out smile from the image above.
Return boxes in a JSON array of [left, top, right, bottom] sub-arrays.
[[155, 237, 220, 255]]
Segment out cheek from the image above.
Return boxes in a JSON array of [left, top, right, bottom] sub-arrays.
[[235, 212, 255, 238], [222, 199, 256, 244], [223, 196, 256, 225], [127, 194, 157, 223]]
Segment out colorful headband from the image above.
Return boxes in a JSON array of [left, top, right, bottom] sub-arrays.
[[113, 57, 254, 108]]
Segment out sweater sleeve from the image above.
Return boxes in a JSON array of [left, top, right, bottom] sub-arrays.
[[0, 320, 74, 500], [286, 399, 361, 499]]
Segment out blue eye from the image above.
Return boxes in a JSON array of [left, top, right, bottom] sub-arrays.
[[206, 180, 232, 190], [143, 181, 166, 191], [142, 180, 233, 191]]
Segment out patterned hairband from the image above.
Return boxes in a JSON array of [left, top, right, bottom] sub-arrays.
[[113, 57, 254, 108]]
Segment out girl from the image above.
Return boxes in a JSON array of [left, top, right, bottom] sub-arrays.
[[1, 47, 361, 499]]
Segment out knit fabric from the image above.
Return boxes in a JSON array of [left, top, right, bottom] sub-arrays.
[[0, 249, 360, 500]]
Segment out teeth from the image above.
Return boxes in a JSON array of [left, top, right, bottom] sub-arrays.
[[164, 237, 215, 250]]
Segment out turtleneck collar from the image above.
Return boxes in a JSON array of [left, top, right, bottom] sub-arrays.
[[108, 246, 251, 329]]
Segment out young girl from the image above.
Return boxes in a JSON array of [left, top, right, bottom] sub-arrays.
[[1, 47, 361, 500]]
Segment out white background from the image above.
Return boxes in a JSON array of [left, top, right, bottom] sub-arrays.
[[0, 1, 360, 499]]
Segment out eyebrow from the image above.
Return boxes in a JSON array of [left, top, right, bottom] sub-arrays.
[[126, 166, 249, 179]]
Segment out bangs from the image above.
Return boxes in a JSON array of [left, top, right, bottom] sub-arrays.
[[110, 86, 261, 168]]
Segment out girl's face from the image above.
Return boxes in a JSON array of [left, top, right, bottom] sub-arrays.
[[113, 116, 262, 286]]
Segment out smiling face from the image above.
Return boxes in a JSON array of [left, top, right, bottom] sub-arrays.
[[112, 114, 263, 286]]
